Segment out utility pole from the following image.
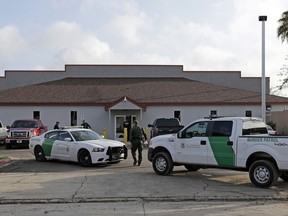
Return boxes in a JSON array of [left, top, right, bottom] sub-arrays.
[[259, 15, 267, 123]]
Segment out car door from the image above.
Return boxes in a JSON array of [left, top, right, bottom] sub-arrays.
[[175, 121, 209, 164], [52, 131, 73, 160], [206, 121, 235, 167]]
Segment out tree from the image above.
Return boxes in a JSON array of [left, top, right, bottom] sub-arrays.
[[277, 11, 288, 43], [277, 11, 288, 92]]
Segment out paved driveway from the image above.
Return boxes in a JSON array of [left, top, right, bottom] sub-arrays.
[[0, 145, 287, 204]]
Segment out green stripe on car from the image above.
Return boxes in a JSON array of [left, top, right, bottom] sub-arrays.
[[208, 137, 235, 167], [42, 138, 55, 156]]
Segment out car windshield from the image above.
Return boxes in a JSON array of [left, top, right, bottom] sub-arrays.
[[70, 130, 101, 141], [11, 120, 38, 128]]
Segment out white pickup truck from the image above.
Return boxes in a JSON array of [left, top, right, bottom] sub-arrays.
[[148, 116, 288, 188], [0, 121, 7, 144]]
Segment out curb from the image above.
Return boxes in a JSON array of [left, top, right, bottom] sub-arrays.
[[0, 196, 288, 205], [0, 157, 12, 168]]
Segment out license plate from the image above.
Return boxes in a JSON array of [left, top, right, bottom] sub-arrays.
[[112, 155, 119, 160], [17, 140, 22, 143]]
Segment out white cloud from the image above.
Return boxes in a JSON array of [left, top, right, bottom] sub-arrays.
[[0, 25, 26, 59], [0, 0, 288, 95]]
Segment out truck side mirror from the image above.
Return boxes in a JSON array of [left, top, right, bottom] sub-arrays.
[[177, 131, 183, 138]]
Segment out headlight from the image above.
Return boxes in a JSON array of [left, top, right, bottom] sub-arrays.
[[92, 147, 105, 152]]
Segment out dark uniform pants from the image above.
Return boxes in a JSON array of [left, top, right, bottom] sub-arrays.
[[131, 139, 142, 164]]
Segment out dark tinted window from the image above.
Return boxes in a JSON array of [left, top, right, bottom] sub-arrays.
[[211, 121, 232, 137], [154, 118, 179, 126]]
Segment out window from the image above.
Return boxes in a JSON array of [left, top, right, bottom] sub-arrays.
[[183, 121, 209, 138], [44, 131, 58, 139], [210, 110, 217, 116], [210, 121, 233, 137], [33, 111, 40, 119], [242, 120, 268, 135], [245, 110, 252, 117], [71, 111, 77, 126], [174, 111, 181, 122], [58, 131, 72, 141]]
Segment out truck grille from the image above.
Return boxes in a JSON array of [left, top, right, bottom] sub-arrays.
[[11, 131, 29, 138]]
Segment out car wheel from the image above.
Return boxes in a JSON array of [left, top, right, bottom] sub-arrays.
[[5, 142, 11, 149], [152, 152, 174, 175], [34, 146, 46, 162], [280, 171, 288, 182], [249, 160, 278, 188], [184, 165, 200, 172], [78, 150, 92, 167]]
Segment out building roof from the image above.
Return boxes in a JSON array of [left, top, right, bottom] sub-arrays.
[[0, 77, 287, 106]]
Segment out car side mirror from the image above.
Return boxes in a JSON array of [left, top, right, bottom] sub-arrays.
[[148, 124, 153, 127], [64, 137, 72, 142], [6, 126, 10, 130]]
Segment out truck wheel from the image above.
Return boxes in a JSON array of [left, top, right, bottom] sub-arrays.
[[5, 142, 11, 149], [249, 160, 278, 188], [280, 171, 288, 182], [184, 165, 200, 172], [152, 152, 174, 175], [78, 150, 92, 167], [34, 146, 46, 162]]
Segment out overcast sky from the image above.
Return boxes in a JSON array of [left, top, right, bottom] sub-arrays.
[[0, 0, 287, 95]]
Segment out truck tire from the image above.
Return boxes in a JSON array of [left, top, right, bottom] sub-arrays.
[[34, 146, 46, 162], [184, 165, 200, 172], [249, 160, 278, 188], [152, 152, 174, 175], [280, 171, 288, 182]]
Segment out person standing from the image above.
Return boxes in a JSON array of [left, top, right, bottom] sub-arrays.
[[81, 120, 91, 129], [54, 121, 60, 129], [130, 120, 144, 166]]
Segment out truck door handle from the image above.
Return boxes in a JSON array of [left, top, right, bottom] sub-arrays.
[[227, 141, 233, 146], [200, 140, 206, 145]]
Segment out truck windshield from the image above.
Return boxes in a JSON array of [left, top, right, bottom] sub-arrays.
[[11, 120, 38, 128], [242, 120, 268, 135]]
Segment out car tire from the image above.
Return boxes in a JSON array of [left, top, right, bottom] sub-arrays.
[[249, 160, 278, 188], [78, 149, 92, 167], [5, 142, 11, 149], [34, 146, 46, 162], [184, 165, 200, 172], [280, 171, 288, 182], [152, 152, 174, 175]]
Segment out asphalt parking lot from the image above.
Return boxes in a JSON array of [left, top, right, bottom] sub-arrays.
[[0, 145, 288, 215]]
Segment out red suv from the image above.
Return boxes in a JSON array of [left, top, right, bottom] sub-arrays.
[[5, 119, 47, 149]]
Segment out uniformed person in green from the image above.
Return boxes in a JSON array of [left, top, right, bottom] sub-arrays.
[[130, 120, 145, 166]]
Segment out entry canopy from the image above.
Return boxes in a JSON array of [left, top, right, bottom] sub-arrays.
[[104, 96, 146, 111]]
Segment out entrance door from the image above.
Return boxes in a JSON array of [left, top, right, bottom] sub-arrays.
[[114, 115, 136, 142], [115, 116, 125, 142]]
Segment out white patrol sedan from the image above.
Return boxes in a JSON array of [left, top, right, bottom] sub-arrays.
[[29, 128, 127, 166]]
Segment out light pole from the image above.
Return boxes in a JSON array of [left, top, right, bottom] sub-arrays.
[[259, 15, 267, 123]]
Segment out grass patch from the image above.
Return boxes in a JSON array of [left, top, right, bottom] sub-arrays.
[[0, 155, 9, 160]]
